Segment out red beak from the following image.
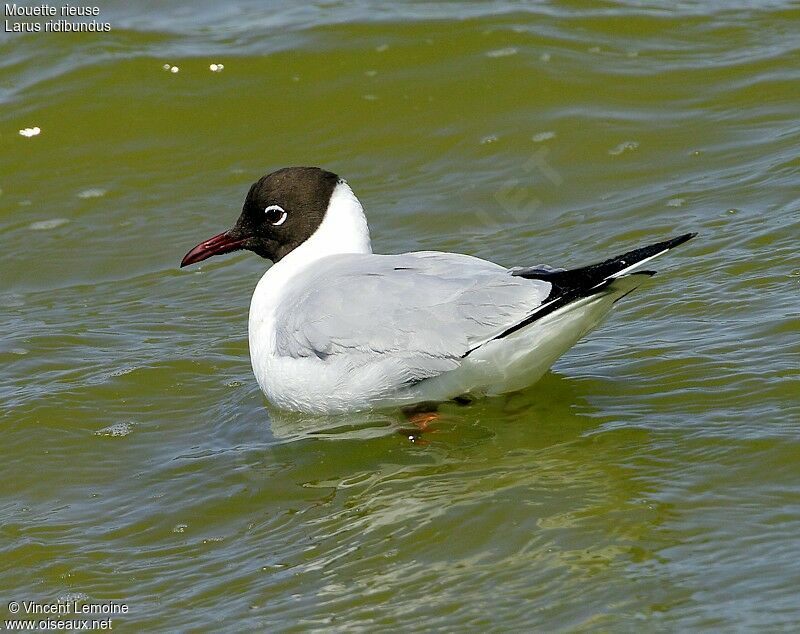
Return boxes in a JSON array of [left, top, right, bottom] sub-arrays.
[[180, 231, 247, 267]]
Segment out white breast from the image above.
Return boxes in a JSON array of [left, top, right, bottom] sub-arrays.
[[248, 181, 372, 410]]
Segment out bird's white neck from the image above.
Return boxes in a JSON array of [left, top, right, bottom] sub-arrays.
[[284, 180, 372, 269], [264, 181, 372, 290], [249, 181, 372, 358]]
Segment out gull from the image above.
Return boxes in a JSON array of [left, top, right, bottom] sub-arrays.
[[181, 167, 695, 413]]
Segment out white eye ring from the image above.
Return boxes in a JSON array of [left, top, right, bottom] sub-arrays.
[[264, 204, 287, 226]]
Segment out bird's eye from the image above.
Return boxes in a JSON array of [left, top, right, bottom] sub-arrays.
[[264, 205, 287, 226]]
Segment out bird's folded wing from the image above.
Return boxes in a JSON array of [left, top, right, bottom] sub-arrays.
[[273, 252, 551, 386]]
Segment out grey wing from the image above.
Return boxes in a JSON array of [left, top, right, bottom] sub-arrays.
[[274, 251, 552, 391]]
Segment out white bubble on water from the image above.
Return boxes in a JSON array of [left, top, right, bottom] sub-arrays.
[[486, 47, 518, 58], [173, 524, 188, 533], [78, 188, 107, 199], [480, 134, 499, 144], [30, 218, 69, 230], [608, 141, 639, 156], [95, 422, 134, 437], [19, 126, 41, 137], [667, 198, 686, 207], [170, 65, 179, 74], [209, 63, 225, 72], [532, 131, 556, 142]]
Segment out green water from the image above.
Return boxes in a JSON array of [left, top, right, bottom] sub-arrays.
[[2, 1, 799, 630]]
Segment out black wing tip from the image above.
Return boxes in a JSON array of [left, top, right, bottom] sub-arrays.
[[665, 232, 698, 250], [465, 233, 695, 357]]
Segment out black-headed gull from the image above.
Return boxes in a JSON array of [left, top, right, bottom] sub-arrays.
[[181, 167, 695, 413]]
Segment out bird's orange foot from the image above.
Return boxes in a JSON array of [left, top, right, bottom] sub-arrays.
[[408, 411, 439, 432], [399, 405, 441, 443]]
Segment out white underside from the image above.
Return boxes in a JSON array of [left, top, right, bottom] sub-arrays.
[[402, 276, 643, 405]]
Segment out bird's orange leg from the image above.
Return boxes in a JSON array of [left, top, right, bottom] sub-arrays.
[[399, 403, 441, 441], [407, 410, 439, 431]]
